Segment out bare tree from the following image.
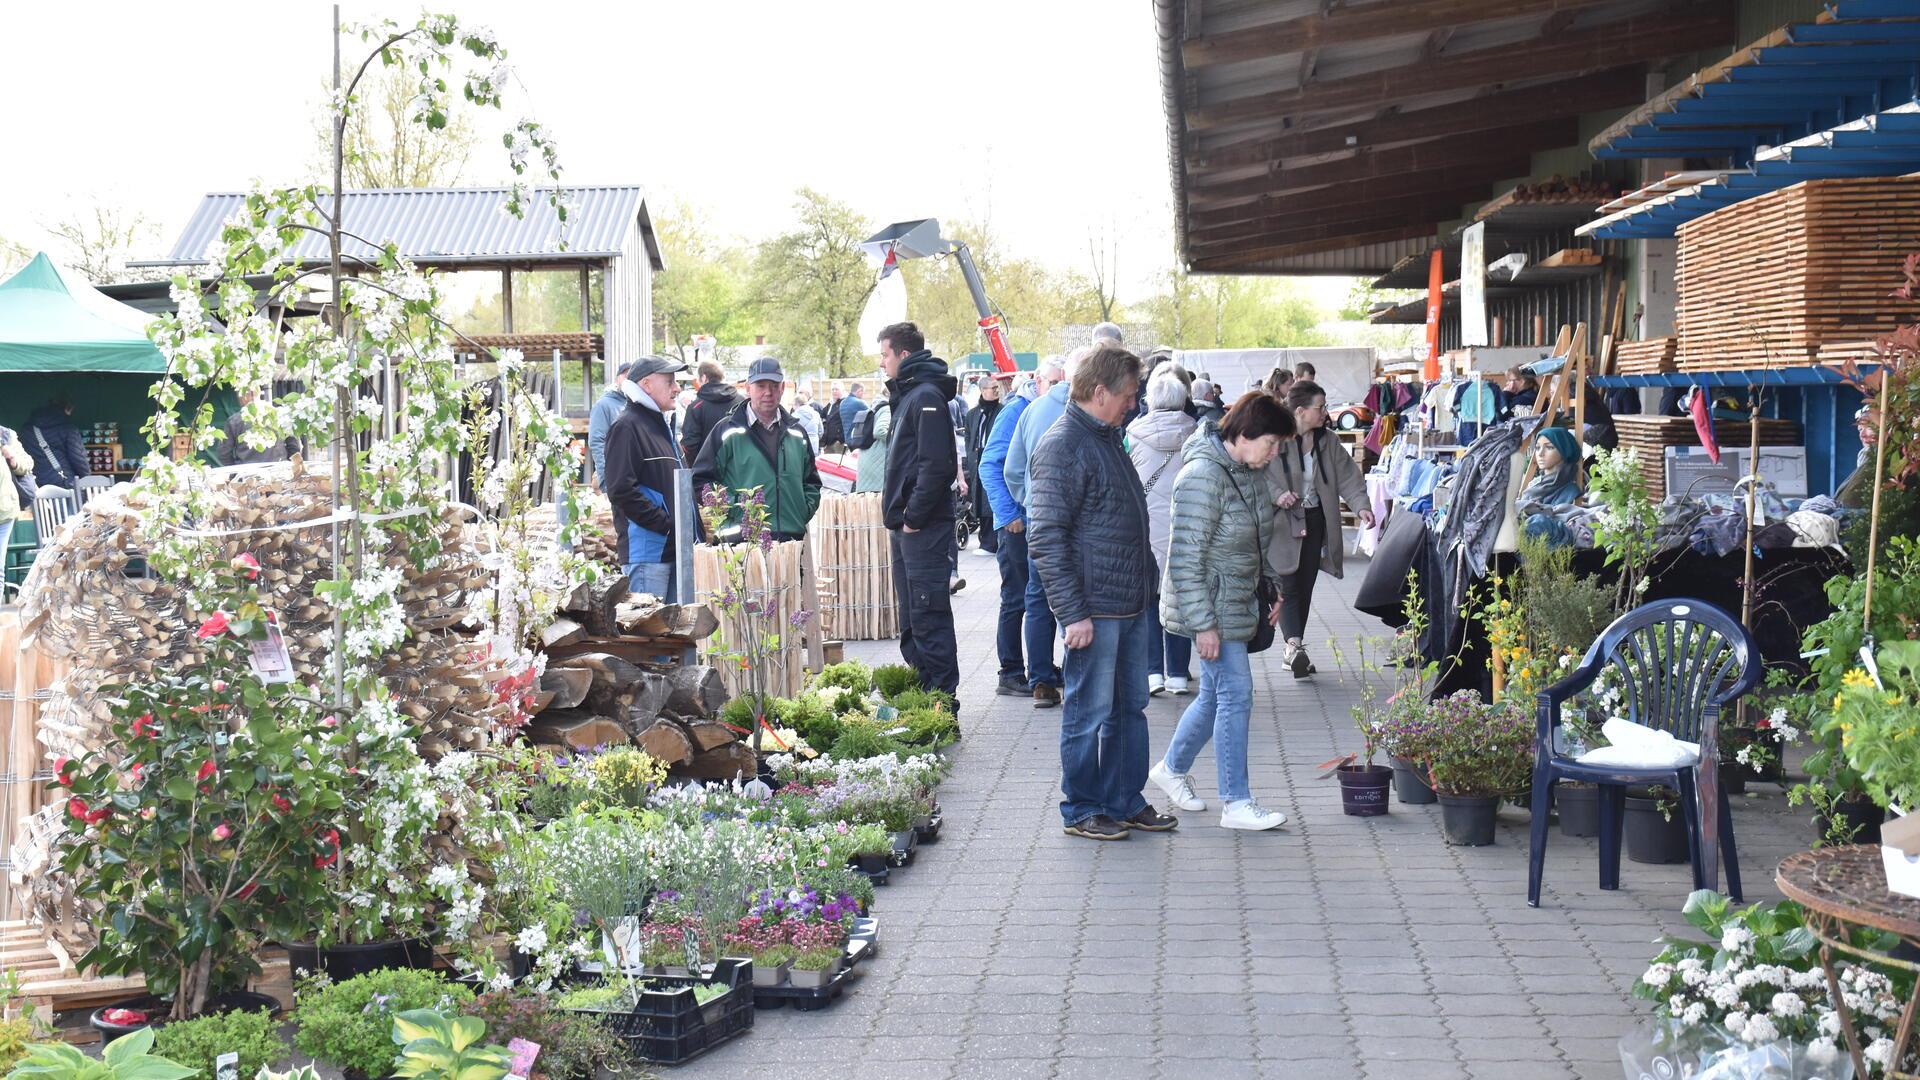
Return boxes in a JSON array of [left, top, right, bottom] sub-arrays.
[[46, 206, 159, 284], [1086, 226, 1119, 322], [317, 63, 476, 188]]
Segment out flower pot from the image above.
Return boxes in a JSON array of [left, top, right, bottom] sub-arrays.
[[853, 852, 889, 874], [89, 989, 280, 1043], [1625, 794, 1691, 864], [1556, 782, 1600, 838], [1717, 760, 1748, 797], [1817, 793, 1885, 845], [1389, 757, 1436, 805], [1336, 764, 1392, 817], [281, 937, 435, 981], [751, 962, 791, 989], [1438, 794, 1499, 846], [788, 963, 837, 989]]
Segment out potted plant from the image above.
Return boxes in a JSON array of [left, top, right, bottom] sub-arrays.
[[7, 1027, 194, 1080], [459, 991, 625, 1080], [690, 984, 731, 1028], [1329, 620, 1435, 816], [291, 969, 474, 1080], [1817, 641, 1920, 849], [749, 945, 794, 989], [1424, 693, 1533, 846], [1376, 689, 1445, 806], [787, 949, 841, 990], [389, 1009, 512, 1080]]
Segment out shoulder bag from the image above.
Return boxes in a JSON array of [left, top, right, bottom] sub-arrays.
[[1225, 463, 1280, 655]]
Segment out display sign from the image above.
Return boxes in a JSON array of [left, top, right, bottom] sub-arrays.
[[1461, 222, 1489, 348]]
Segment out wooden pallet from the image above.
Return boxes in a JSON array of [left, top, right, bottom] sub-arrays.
[[1613, 416, 1800, 500], [1675, 178, 1920, 370], [1616, 337, 1677, 375]]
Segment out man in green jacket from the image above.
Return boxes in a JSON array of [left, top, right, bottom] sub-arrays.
[[690, 357, 823, 540]]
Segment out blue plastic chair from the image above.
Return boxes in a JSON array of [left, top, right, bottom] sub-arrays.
[[1527, 599, 1761, 908]]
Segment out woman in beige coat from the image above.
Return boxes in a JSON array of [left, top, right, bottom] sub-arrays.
[[1264, 380, 1374, 679]]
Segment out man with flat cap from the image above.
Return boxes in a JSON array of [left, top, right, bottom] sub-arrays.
[[603, 355, 690, 597], [690, 357, 823, 542]]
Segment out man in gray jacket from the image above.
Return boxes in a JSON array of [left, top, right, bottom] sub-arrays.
[[1028, 345, 1176, 842]]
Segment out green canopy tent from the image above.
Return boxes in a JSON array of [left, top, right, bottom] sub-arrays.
[[0, 253, 164, 373]]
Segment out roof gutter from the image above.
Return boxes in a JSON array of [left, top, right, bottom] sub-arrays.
[[1156, 0, 1190, 269]]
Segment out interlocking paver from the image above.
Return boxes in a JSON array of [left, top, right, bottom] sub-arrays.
[[668, 546, 1814, 1077]]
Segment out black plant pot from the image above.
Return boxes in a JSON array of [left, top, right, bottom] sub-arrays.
[[1438, 794, 1498, 846], [1625, 795, 1691, 864], [1817, 793, 1885, 845], [1389, 756, 1436, 805], [1337, 764, 1393, 817], [281, 937, 436, 981], [90, 989, 280, 1043], [1717, 760, 1748, 797], [1556, 783, 1599, 838]]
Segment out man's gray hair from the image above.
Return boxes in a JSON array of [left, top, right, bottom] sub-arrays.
[[1092, 322, 1123, 346], [1064, 345, 1093, 380], [1191, 378, 1217, 404], [1037, 354, 1066, 380], [1146, 370, 1189, 412]]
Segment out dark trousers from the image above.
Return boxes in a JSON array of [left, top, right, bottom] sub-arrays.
[[891, 526, 959, 699], [1280, 507, 1326, 644], [976, 477, 997, 552], [994, 526, 1028, 681], [1024, 549, 1060, 688]]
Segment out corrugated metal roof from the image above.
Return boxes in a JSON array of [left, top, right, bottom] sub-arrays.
[[135, 186, 661, 269]]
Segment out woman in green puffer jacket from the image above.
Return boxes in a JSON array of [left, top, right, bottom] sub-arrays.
[[1149, 391, 1296, 832]]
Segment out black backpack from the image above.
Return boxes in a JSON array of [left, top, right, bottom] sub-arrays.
[[845, 405, 878, 451], [821, 403, 845, 447]]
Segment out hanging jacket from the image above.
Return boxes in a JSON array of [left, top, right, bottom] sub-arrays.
[[24, 405, 89, 488], [1027, 402, 1153, 625], [680, 382, 743, 464], [1160, 424, 1275, 643], [881, 351, 959, 531], [690, 402, 822, 537], [979, 392, 1032, 528], [1266, 426, 1370, 578], [602, 395, 681, 566], [1126, 407, 1198, 572]]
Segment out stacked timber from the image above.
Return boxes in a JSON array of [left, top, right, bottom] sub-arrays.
[[1675, 177, 1920, 370], [1475, 176, 1621, 216], [692, 540, 807, 699], [810, 493, 895, 642], [1615, 337, 1677, 375], [526, 493, 620, 571], [1613, 415, 1801, 500]]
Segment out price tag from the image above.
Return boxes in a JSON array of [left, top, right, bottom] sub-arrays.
[[506, 1039, 541, 1078], [215, 1053, 238, 1080], [247, 612, 294, 685]]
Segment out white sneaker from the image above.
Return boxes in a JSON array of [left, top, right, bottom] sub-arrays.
[[1148, 760, 1206, 811], [1166, 676, 1190, 695], [1220, 800, 1287, 831], [1148, 674, 1166, 696]]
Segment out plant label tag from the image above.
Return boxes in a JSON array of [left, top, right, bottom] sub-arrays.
[[507, 1039, 541, 1076], [216, 1053, 238, 1080], [248, 614, 294, 685]]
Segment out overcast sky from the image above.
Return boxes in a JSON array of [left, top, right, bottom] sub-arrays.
[[2, 1, 1196, 300]]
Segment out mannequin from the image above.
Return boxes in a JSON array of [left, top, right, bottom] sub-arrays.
[[1517, 426, 1584, 543]]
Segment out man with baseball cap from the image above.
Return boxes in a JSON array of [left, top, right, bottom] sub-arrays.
[[603, 355, 690, 596], [690, 357, 822, 541]]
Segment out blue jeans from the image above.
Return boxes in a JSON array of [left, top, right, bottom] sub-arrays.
[[994, 526, 1028, 681], [1059, 611, 1151, 826], [1147, 601, 1192, 680], [1163, 639, 1254, 802], [626, 561, 673, 598], [1024, 550, 1060, 688]]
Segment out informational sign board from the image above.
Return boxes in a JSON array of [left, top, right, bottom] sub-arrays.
[[1665, 446, 1808, 499], [1461, 222, 1489, 347]]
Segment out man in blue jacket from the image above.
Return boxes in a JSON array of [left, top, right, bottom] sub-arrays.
[[982, 358, 1061, 701], [586, 360, 633, 487], [1003, 350, 1080, 707]]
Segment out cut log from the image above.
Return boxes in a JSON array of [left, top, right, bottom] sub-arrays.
[[580, 576, 631, 638], [647, 664, 728, 718], [541, 618, 585, 649], [527, 711, 628, 751], [539, 667, 594, 710], [552, 652, 647, 690], [671, 742, 758, 781], [686, 720, 741, 753], [636, 717, 695, 766], [616, 600, 719, 641]]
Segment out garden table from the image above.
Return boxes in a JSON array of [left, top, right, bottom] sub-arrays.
[[1778, 846, 1920, 1079]]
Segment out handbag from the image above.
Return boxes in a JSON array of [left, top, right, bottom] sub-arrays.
[[1227, 465, 1280, 655]]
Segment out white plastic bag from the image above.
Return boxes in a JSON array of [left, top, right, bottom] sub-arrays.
[[1579, 717, 1702, 769], [1620, 1020, 1854, 1080]]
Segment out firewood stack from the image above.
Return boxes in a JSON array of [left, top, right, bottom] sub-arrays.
[[525, 574, 749, 780], [526, 493, 620, 572], [1488, 175, 1621, 205], [18, 460, 511, 765]]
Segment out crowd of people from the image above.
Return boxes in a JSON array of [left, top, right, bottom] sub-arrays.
[[584, 325, 1383, 842]]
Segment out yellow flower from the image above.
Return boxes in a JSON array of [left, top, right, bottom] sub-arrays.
[[1844, 669, 1875, 690]]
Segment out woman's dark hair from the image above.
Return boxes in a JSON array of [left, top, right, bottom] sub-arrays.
[[1218, 390, 1296, 444], [1287, 379, 1326, 411]]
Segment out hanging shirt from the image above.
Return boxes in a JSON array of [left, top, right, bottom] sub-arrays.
[[1456, 380, 1501, 425]]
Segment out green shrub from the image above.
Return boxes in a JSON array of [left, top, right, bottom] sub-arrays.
[[784, 694, 842, 751], [888, 688, 954, 714], [900, 707, 959, 748], [871, 665, 919, 699], [0, 1015, 33, 1075], [812, 661, 873, 693], [461, 991, 623, 1080], [549, 984, 622, 1013], [293, 969, 474, 1080], [829, 723, 911, 761], [154, 1008, 288, 1080], [527, 781, 589, 820]]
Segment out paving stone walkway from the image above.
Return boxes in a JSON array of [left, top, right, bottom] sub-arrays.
[[677, 543, 1816, 1080]]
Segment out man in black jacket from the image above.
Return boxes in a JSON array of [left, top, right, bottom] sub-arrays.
[[964, 375, 1006, 554], [24, 398, 90, 488], [1028, 345, 1175, 841], [603, 355, 690, 598], [680, 360, 741, 464], [878, 321, 961, 703]]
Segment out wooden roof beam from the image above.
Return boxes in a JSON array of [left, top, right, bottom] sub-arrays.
[[1181, 0, 1619, 71], [1191, 225, 1443, 270], [1187, 187, 1494, 249], [1188, 3, 1735, 132], [1190, 68, 1646, 173], [1188, 161, 1526, 229], [1189, 121, 1571, 203]]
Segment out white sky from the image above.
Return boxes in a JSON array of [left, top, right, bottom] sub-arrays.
[[0, 0, 1238, 305]]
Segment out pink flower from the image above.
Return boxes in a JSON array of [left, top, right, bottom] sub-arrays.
[[212, 822, 232, 841], [130, 713, 157, 738], [231, 553, 260, 580], [195, 611, 231, 639], [211, 680, 228, 693]]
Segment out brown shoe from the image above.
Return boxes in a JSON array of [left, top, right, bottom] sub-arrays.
[[1033, 683, 1062, 709], [1123, 807, 1178, 832]]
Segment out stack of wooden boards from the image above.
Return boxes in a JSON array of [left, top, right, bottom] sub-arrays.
[[810, 493, 896, 642], [1613, 415, 1801, 500], [1675, 177, 1920, 370], [1616, 337, 1677, 375], [692, 539, 808, 699]]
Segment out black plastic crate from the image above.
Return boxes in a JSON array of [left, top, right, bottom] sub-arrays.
[[567, 958, 756, 1065]]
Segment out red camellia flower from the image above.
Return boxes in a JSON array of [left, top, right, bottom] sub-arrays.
[[130, 763, 145, 784], [53, 756, 72, 786], [67, 797, 89, 822], [212, 822, 232, 841], [195, 611, 232, 639], [100, 1008, 148, 1026], [313, 828, 341, 869], [231, 553, 260, 579], [271, 794, 292, 814], [196, 760, 217, 782], [234, 882, 257, 901], [212, 680, 229, 693], [130, 713, 157, 738]]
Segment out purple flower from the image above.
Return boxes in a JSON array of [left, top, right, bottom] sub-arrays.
[[790, 609, 813, 629]]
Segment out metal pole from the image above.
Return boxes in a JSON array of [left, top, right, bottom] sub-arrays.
[[672, 469, 696, 607], [552, 348, 568, 542]]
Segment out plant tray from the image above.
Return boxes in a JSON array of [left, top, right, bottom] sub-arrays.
[[563, 958, 755, 1065], [852, 863, 891, 887], [889, 829, 917, 868], [849, 918, 878, 960], [914, 813, 943, 845]]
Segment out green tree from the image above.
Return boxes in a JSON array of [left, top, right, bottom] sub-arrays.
[[895, 219, 1101, 363], [46, 206, 160, 284], [0, 234, 31, 277], [652, 200, 760, 360], [1141, 267, 1329, 349], [754, 188, 874, 378]]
